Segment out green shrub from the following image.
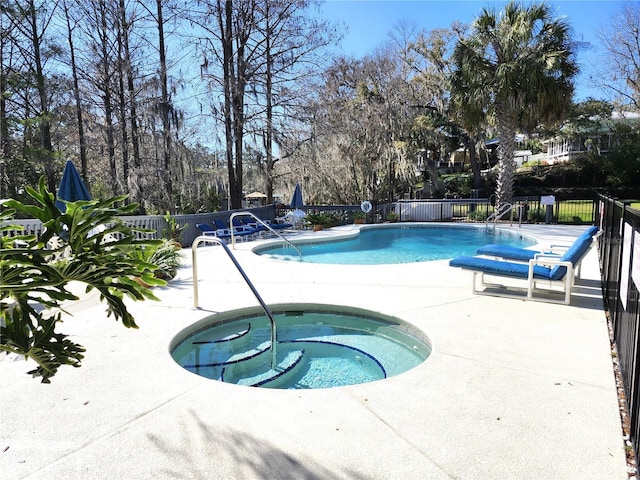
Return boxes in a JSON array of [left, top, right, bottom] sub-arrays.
[[386, 211, 399, 222], [467, 210, 488, 221], [528, 208, 546, 223], [1, 178, 164, 382], [163, 211, 187, 244]]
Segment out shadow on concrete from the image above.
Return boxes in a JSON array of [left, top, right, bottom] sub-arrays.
[[146, 409, 369, 480]]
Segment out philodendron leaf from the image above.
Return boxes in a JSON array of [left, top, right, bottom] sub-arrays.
[[1, 176, 166, 382]]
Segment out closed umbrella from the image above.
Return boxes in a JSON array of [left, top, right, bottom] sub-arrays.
[[287, 183, 306, 228], [55, 160, 92, 211], [290, 183, 304, 209]]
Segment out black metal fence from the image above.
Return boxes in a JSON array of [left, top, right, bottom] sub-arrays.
[[598, 194, 640, 460], [4, 198, 597, 247], [387, 197, 596, 224]]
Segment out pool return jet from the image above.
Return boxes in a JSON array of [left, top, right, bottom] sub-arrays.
[[191, 235, 278, 368]]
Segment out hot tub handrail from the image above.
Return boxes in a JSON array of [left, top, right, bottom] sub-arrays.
[[229, 211, 301, 257], [191, 235, 277, 368]]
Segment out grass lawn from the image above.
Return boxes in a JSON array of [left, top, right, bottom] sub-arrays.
[[452, 199, 597, 224], [555, 200, 595, 224]]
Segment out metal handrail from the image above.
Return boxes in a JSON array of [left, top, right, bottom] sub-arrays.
[[191, 235, 277, 368], [229, 211, 302, 257], [485, 202, 514, 233]]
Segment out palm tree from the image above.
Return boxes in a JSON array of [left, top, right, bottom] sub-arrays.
[[451, 2, 577, 207]]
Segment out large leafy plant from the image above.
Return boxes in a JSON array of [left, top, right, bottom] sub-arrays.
[[1, 178, 165, 382]]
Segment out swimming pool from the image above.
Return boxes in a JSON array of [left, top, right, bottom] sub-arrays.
[[255, 224, 535, 265], [170, 304, 431, 389]]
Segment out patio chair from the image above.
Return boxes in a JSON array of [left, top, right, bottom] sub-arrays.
[[212, 219, 256, 241], [449, 229, 599, 305], [232, 217, 267, 235], [196, 223, 232, 241], [260, 218, 293, 231], [475, 226, 600, 278]]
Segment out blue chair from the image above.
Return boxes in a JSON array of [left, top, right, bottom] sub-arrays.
[[232, 217, 266, 235], [475, 226, 600, 279], [212, 219, 255, 241], [476, 226, 599, 261], [196, 223, 231, 241], [449, 229, 600, 305], [264, 219, 293, 231], [234, 217, 292, 234]]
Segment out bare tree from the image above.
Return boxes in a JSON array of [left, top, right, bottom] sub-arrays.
[[598, 3, 640, 109], [154, 0, 173, 211], [118, 0, 143, 209], [251, 0, 338, 203], [296, 49, 420, 205], [186, 0, 259, 209], [4, 0, 59, 191], [61, 0, 88, 180]]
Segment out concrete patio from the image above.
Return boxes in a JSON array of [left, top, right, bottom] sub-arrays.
[[0, 223, 629, 479]]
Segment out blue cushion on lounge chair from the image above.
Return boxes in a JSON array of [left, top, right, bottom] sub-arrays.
[[212, 218, 255, 238], [476, 244, 539, 261], [196, 223, 231, 239], [549, 236, 593, 280], [476, 226, 599, 264], [196, 223, 215, 234], [449, 256, 554, 280], [579, 225, 599, 240], [268, 221, 293, 230], [212, 219, 228, 230]]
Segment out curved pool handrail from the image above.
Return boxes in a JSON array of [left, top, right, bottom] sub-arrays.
[[229, 211, 301, 257], [191, 235, 277, 368], [485, 202, 514, 233]]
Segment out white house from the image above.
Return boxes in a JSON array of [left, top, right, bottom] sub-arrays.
[[543, 111, 640, 164]]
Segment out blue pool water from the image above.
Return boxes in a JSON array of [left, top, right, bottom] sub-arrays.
[[256, 225, 534, 264], [171, 305, 431, 389]]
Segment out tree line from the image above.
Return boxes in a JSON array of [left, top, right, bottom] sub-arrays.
[[1, 0, 638, 214]]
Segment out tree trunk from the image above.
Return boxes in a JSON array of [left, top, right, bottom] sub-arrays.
[[98, 1, 117, 196], [218, 0, 237, 209], [156, 0, 173, 212], [28, 0, 55, 192], [495, 105, 517, 208], [62, 0, 88, 182], [264, 5, 275, 204], [119, 0, 143, 211], [116, 25, 129, 190], [466, 137, 482, 190], [0, 16, 10, 165]]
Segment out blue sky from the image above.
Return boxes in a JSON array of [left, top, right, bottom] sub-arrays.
[[318, 0, 628, 101]]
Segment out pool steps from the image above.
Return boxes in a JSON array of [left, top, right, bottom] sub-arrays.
[[183, 326, 393, 387], [184, 329, 306, 387], [228, 349, 305, 387], [183, 340, 271, 369], [192, 323, 251, 344]]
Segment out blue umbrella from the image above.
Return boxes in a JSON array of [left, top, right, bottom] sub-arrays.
[[55, 160, 92, 211], [290, 183, 304, 209]]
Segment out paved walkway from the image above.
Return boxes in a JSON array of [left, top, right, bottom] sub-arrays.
[[0, 224, 628, 479]]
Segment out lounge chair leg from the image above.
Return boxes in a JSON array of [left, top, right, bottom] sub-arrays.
[[564, 271, 573, 305]]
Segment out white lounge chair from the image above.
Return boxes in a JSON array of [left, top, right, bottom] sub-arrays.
[[449, 229, 600, 305]]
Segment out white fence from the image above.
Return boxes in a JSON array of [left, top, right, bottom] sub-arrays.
[[395, 201, 453, 221]]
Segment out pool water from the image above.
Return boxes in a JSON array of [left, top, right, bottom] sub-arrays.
[[256, 224, 534, 264], [171, 305, 431, 389]]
